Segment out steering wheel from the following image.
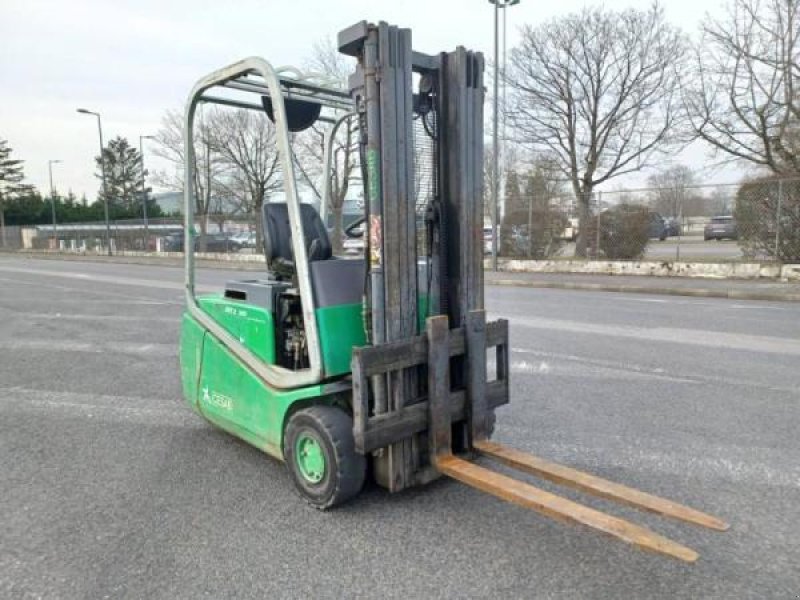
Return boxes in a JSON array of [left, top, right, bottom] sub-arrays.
[[344, 216, 367, 239]]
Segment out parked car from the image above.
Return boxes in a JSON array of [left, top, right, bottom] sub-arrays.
[[704, 216, 738, 241], [162, 233, 184, 252], [162, 232, 242, 253], [204, 234, 242, 253], [230, 231, 257, 249], [648, 212, 668, 241], [483, 227, 494, 254], [560, 217, 579, 241], [664, 217, 682, 237]]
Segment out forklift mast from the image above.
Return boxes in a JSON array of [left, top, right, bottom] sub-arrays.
[[338, 22, 506, 491], [333, 24, 727, 563]]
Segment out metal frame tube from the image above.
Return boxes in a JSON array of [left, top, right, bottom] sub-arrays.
[[183, 57, 333, 389], [199, 95, 339, 124], [320, 111, 356, 224], [139, 135, 153, 247], [95, 115, 111, 256], [222, 79, 353, 112], [48, 160, 59, 246]]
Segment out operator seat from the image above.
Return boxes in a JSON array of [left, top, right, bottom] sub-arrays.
[[262, 202, 332, 279], [262, 202, 366, 321]]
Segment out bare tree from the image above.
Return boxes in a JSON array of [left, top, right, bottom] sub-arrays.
[[483, 143, 520, 225], [710, 187, 734, 215], [207, 109, 282, 248], [295, 38, 359, 253], [681, 192, 716, 218], [647, 164, 697, 218], [685, 0, 800, 174], [151, 109, 229, 237], [506, 3, 689, 256]]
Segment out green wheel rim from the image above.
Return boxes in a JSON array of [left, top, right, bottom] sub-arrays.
[[295, 433, 326, 484]]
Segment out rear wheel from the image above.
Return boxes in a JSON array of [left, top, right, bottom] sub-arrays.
[[284, 406, 366, 509]]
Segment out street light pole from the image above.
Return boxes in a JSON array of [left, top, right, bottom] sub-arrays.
[[47, 159, 62, 248], [488, 0, 520, 271], [492, 0, 500, 271], [139, 135, 154, 249], [77, 108, 112, 255]]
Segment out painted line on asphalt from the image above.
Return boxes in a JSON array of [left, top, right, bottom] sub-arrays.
[[0, 265, 181, 290], [5, 298, 181, 306], [0, 339, 176, 357], [0, 386, 191, 426], [497, 434, 800, 489], [728, 303, 790, 311], [0, 308, 178, 323], [492, 313, 800, 356], [0, 265, 215, 294], [508, 347, 800, 396], [0, 274, 186, 304], [0, 275, 86, 292], [506, 357, 697, 384]]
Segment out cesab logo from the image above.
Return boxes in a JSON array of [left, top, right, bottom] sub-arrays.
[[201, 386, 233, 411]]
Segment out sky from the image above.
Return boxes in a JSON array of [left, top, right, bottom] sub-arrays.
[[0, 0, 743, 201]]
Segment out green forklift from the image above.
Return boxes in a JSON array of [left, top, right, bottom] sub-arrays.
[[179, 21, 728, 562]]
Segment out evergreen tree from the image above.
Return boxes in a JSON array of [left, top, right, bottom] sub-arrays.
[[0, 138, 33, 244], [95, 136, 151, 217], [0, 138, 26, 193]]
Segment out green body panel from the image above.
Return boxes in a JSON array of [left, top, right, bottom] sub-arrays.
[[315, 302, 366, 377], [180, 313, 205, 407], [314, 294, 428, 376], [179, 312, 326, 460], [178, 290, 430, 457], [197, 295, 276, 364], [197, 332, 326, 458]]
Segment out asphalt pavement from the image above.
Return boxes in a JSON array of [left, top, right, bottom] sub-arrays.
[[1, 256, 799, 599]]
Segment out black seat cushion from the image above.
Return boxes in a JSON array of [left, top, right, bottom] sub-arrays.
[[262, 203, 332, 277]]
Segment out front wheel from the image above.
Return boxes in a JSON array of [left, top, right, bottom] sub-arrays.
[[284, 406, 366, 510]]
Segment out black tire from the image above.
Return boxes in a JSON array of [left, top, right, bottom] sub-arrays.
[[284, 405, 366, 510]]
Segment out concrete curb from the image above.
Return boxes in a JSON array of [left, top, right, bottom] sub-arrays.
[[1, 250, 264, 271], [488, 258, 800, 282], [488, 278, 800, 303]]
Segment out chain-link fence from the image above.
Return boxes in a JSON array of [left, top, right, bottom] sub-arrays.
[[0, 225, 24, 250], [26, 215, 260, 255], [21, 207, 365, 258], [495, 178, 800, 263]]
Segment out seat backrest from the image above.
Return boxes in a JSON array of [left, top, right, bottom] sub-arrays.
[[262, 203, 332, 274]]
